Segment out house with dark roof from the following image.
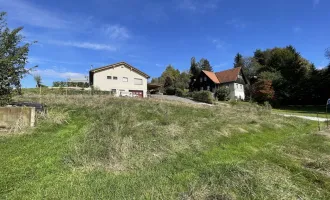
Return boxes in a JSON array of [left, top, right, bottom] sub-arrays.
[[191, 67, 248, 100], [89, 62, 150, 98]]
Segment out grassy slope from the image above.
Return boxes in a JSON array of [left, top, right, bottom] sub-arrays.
[[1, 95, 330, 199]]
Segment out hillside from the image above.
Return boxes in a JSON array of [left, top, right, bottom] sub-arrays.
[[1, 95, 330, 199]]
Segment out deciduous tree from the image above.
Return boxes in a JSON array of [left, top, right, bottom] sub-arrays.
[[0, 12, 35, 105]]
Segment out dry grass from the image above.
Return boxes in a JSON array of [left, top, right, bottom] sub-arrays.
[[3, 94, 329, 199]]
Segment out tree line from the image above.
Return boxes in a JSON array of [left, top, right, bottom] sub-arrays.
[[152, 46, 330, 106]]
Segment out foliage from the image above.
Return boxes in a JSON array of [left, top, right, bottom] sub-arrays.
[[215, 86, 230, 101], [152, 65, 191, 93], [0, 12, 34, 106], [252, 80, 275, 103], [326, 48, 330, 61], [234, 53, 244, 68], [175, 88, 184, 97], [163, 76, 174, 89], [246, 46, 328, 105], [53, 81, 89, 88], [199, 58, 213, 71], [33, 74, 42, 88], [192, 90, 214, 104], [165, 86, 176, 95], [190, 57, 201, 78]]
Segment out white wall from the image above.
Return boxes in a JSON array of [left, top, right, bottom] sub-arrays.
[[226, 83, 245, 100], [93, 64, 148, 97]]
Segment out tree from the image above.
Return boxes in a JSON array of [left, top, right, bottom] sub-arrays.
[[215, 86, 230, 101], [252, 80, 275, 103], [0, 12, 35, 106], [326, 48, 330, 61], [164, 76, 174, 88], [190, 57, 201, 77], [199, 58, 213, 71], [234, 53, 244, 68], [34, 74, 42, 88]]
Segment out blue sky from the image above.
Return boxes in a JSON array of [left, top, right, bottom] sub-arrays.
[[1, 0, 329, 87]]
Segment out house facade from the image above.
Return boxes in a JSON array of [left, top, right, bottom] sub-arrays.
[[191, 67, 248, 100], [89, 62, 150, 98]]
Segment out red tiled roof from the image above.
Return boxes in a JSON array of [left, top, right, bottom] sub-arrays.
[[215, 67, 241, 84], [202, 70, 220, 84]]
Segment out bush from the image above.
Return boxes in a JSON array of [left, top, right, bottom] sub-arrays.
[[192, 91, 214, 104], [215, 86, 230, 101], [165, 87, 176, 95], [175, 88, 184, 97]]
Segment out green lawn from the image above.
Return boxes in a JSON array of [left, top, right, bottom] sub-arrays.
[[273, 105, 329, 119], [1, 95, 330, 199]]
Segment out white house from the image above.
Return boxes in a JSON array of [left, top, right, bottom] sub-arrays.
[[89, 62, 150, 97], [192, 67, 248, 100]]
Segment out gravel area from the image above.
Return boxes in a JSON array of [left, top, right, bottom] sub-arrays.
[[279, 114, 329, 122], [151, 95, 212, 106]]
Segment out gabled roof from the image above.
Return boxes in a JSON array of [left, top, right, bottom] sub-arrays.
[[215, 67, 242, 84], [202, 70, 220, 84], [90, 62, 150, 78]]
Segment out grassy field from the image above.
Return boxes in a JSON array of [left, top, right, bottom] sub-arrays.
[[273, 105, 329, 119], [1, 94, 330, 199]]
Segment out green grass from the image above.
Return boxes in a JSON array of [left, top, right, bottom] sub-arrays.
[[1, 95, 330, 199], [273, 105, 329, 119]]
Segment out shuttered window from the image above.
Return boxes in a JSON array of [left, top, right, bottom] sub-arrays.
[[134, 78, 143, 85]]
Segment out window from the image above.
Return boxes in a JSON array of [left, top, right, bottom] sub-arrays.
[[111, 89, 116, 94], [240, 85, 243, 89], [207, 86, 210, 91], [200, 77, 203, 82], [204, 77, 207, 81], [107, 76, 112, 79], [134, 78, 143, 85], [113, 76, 118, 80], [236, 84, 239, 89], [200, 87, 203, 91], [123, 77, 128, 82]]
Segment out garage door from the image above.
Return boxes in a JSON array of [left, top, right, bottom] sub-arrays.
[[129, 90, 143, 98]]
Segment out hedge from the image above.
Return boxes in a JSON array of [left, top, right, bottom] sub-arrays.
[[192, 91, 214, 104]]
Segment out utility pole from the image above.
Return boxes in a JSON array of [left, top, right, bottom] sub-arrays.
[[90, 65, 93, 96]]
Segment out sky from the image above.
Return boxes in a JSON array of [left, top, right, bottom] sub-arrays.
[[1, 0, 330, 87]]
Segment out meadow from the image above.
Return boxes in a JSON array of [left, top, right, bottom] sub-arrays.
[[1, 94, 330, 199]]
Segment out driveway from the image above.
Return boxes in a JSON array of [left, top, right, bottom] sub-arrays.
[[278, 114, 328, 122], [151, 95, 212, 106]]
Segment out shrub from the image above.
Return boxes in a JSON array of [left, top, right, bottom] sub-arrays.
[[264, 101, 272, 110], [192, 91, 214, 104], [175, 88, 184, 97], [252, 80, 275, 103], [165, 87, 176, 95], [215, 86, 230, 101]]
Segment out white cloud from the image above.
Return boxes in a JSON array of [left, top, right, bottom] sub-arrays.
[[214, 62, 228, 69], [226, 19, 246, 29], [49, 40, 117, 51], [104, 25, 130, 40], [212, 39, 225, 49], [293, 26, 302, 33], [313, 0, 320, 7], [0, 0, 71, 29], [178, 0, 219, 12], [32, 68, 85, 79]]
